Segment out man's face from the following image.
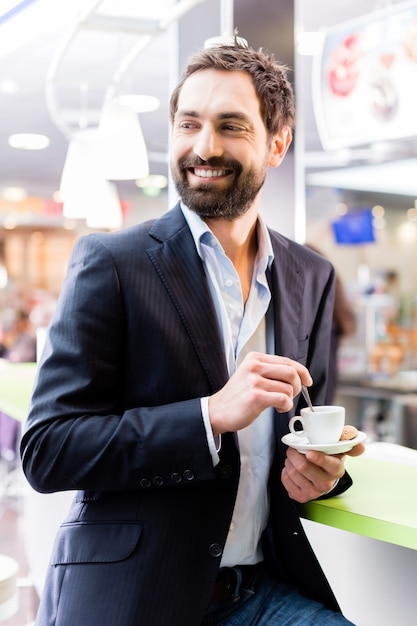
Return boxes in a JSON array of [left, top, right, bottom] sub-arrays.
[[170, 69, 274, 220]]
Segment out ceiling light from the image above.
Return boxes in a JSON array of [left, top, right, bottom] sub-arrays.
[[96, 99, 149, 181], [60, 130, 97, 219], [60, 129, 123, 229], [8, 133, 50, 150], [115, 95, 160, 113], [86, 182, 122, 230]]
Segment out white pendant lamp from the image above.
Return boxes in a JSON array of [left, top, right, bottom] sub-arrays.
[[86, 181, 122, 230], [60, 129, 98, 219], [96, 99, 149, 181], [60, 129, 123, 229]]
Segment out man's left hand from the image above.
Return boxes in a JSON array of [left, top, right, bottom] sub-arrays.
[[281, 442, 365, 503]]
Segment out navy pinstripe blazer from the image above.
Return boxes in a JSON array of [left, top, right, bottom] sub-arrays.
[[21, 204, 349, 626]]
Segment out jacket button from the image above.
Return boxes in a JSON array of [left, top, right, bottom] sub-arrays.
[[183, 469, 195, 481], [139, 478, 151, 488], [209, 543, 223, 558], [218, 464, 232, 479], [171, 472, 182, 484], [153, 476, 164, 487]]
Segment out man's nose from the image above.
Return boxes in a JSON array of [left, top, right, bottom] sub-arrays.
[[193, 127, 223, 161]]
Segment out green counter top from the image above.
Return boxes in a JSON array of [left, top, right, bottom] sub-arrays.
[[0, 361, 37, 422], [299, 455, 417, 550]]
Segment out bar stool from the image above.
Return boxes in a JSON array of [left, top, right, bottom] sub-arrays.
[[0, 554, 18, 621]]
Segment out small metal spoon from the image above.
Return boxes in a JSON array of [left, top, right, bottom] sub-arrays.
[[301, 384, 314, 412]]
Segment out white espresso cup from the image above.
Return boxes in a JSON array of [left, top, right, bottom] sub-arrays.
[[288, 405, 345, 445]]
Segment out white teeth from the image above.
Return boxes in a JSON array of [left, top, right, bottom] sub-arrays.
[[194, 168, 227, 178]]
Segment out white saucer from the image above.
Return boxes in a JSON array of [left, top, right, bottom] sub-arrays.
[[281, 431, 367, 454]]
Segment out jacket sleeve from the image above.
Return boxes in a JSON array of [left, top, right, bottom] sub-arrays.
[[20, 234, 217, 494], [316, 471, 353, 500]]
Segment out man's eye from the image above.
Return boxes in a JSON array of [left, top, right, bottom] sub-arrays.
[[223, 124, 245, 133], [179, 121, 198, 130]]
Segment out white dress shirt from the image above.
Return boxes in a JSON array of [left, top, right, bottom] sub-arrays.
[[181, 204, 275, 567]]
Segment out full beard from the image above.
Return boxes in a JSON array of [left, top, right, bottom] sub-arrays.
[[171, 156, 268, 220]]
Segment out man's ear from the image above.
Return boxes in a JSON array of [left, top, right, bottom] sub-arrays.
[[268, 126, 292, 167]]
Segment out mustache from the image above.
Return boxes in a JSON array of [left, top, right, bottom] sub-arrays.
[[179, 156, 243, 173]]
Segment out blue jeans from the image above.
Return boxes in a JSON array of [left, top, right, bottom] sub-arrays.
[[202, 566, 355, 626]]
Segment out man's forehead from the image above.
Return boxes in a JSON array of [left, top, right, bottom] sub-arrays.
[[177, 69, 260, 115]]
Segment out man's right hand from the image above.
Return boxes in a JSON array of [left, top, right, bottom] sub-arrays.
[[208, 352, 312, 435]]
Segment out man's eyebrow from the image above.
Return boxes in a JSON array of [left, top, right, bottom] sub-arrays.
[[176, 109, 199, 118], [218, 112, 250, 122], [175, 110, 251, 123]]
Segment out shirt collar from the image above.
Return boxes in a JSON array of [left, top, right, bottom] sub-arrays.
[[180, 202, 274, 271]]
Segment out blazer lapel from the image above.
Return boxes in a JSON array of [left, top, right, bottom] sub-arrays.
[[147, 205, 229, 394], [268, 233, 308, 447], [146, 213, 306, 405], [268, 233, 305, 363]]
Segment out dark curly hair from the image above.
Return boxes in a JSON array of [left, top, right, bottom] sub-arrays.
[[170, 36, 295, 137]]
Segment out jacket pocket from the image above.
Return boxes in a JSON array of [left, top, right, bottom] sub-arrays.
[[51, 522, 143, 565]]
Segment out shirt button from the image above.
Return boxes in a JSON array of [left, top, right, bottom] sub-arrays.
[[209, 543, 223, 558], [225, 278, 233, 287], [139, 478, 151, 488], [229, 522, 235, 531], [153, 476, 164, 487]]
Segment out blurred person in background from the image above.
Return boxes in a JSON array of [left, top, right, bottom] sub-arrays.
[[5, 309, 37, 363]]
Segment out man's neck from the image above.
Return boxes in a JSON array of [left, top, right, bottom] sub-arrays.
[[204, 207, 259, 304], [203, 205, 259, 264]]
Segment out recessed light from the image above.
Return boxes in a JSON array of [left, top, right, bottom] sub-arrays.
[[8, 133, 50, 150], [115, 95, 160, 113]]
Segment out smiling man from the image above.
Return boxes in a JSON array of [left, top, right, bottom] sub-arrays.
[[170, 68, 281, 220], [21, 37, 363, 626]]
